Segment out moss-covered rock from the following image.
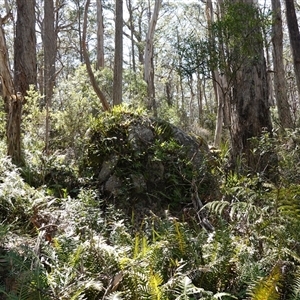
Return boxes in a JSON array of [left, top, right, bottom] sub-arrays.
[[82, 106, 218, 221]]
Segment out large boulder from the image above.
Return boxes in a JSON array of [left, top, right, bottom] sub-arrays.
[[83, 108, 218, 222]]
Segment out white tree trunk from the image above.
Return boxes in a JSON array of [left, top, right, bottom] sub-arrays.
[[144, 0, 162, 113], [96, 0, 105, 69]]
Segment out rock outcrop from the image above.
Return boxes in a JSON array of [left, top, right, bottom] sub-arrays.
[[84, 108, 218, 223]]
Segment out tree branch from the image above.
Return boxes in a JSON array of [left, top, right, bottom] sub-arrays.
[[83, 0, 110, 111]]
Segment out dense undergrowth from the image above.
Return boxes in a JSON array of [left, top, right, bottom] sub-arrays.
[[1, 90, 300, 299]]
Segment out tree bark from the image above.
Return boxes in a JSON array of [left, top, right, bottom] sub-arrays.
[[230, 53, 273, 174], [44, 0, 57, 153], [213, 73, 225, 148], [229, 1, 274, 176], [0, 13, 14, 111], [83, 0, 110, 111], [0, 13, 22, 164], [272, 0, 293, 128], [285, 0, 300, 101], [14, 0, 37, 96], [10, 0, 36, 164], [206, 0, 228, 147], [127, 0, 136, 73], [112, 0, 123, 106], [96, 0, 105, 70], [144, 0, 162, 115]]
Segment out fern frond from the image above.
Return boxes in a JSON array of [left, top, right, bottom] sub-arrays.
[[229, 201, 259, 222], [277, 185, 300, 222], [213, 292, 238, 299], [283, 248, 300, 263], [148, 271, 163, 300], [174, 220, 186, 254], [248, 264, 282, 300], [133, 233, 150, 259], [204, 200, 230, 216], [171, 276, 208, 299], [292, 276, 300, 300], [141, 235, 149, 257], [106, 291, 124, 300], [133, 233, 140, 259], [69, 244, 83, 267]]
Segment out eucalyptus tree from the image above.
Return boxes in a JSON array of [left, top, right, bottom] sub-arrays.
[[0, 8, 16, 158], [0, 0, 37, 164], [205, 0, 227, 147], [144, 0, 162, 115], [1, 0, 37, 164], [112, 0, 123, 106], [44, 0, 57, 152], [14, 0, 37, 96], [222, 1, 273, 175], [96, 0, 105, 69], [124, 0, 148, 66], [272, 0, 293, 129], [51, 0, 89, 78], [83, 0, 110, 111], [178, 1, 274, 176], [285, 0, 300, 101], [126, 0, 136, 73]]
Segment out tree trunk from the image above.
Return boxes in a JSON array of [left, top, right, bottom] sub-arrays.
[[112, 0, 123, 106], [44, 0, 57, 153], [229, 1, 274, 176], [83, 0, 110, 111], [0, 13, 22, 164], [196, 72, 203, 125], [11, 0, 36, 164], [14, 0, 37, 96], [144, 0, 161, 115], [272, 0, 293, 128], [96, 0, 105, 69], [230, 53, 273, 174], [127, 0, 136, 73], [0, 13, 14, 112], [213, 72, 224, 148], [75, 0, 83, 63], [285, 0, 300, 101], [206, 0, 227, 147]]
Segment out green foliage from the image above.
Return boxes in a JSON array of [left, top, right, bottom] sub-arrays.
[[123, 69, 148, 105], [212, 1, 266, 63], [247, 264, 282, 300], [202, 132, 300, 298], [3, 88, 300, 299], [83, 105, 214, 218], [276, 128, 300, 184], [22, 85, 46, 152], [291, 270, 300, 300], [0, 248, 49, 300], [51, 65, 104, 152], [0, 156, 43, 226], [177, 1, 270, 81]]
